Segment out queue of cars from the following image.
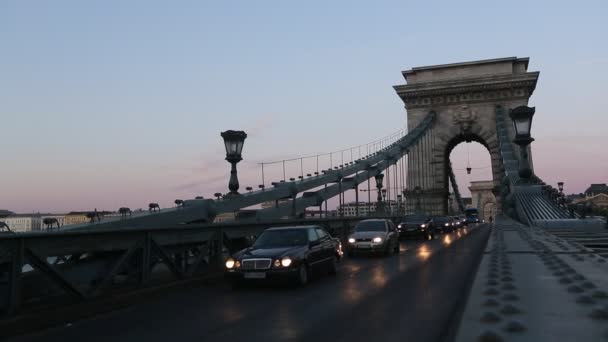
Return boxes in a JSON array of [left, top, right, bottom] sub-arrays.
[[224, 214, 476, 288]]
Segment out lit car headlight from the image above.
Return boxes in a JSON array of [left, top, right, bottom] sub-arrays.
[[445, 223, 449, 227], [398, 224, 402, 229], [281, 257, 292, 267], [274, 259, 281, 267], [372, 237, 382, 243], [420, 224, 426, 228], [348, 237, 356, 244], [225, 258, 235, 269]]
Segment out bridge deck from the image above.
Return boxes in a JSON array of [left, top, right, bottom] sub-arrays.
[[7, 226, 489, 342]]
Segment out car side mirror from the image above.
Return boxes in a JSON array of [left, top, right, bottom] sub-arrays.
[[309, 240, 320, 248]]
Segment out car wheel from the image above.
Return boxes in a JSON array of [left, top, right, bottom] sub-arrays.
[[297, 263, 309, 286], [328, 255, 338, 275]]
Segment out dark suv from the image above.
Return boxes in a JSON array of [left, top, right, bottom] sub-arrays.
[[397, 214, 436, 240]]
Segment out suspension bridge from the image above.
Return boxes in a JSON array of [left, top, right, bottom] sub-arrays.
[[1, 57, 606, 342]]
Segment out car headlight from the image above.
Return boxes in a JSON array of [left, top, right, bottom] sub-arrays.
[[397, 224, 402, 229], [372, 237, 382, 243], [445, 223, 449, 226], [281, 257, 292, 267], [225, 258, 235, 269], [348, 237, 356, 244], [274, 259, 281, 267], [420, 224, 426, 228]]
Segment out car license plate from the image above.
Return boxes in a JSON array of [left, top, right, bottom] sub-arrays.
[[244, 272, 266, 279], [357, 243, 371, 249]]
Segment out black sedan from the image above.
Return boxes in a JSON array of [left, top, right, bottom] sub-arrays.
[[225, 226, 342, 287], [397, 214, 436, 240]]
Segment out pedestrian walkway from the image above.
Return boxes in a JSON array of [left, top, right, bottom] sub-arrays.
[[456, 216, 608, 341]]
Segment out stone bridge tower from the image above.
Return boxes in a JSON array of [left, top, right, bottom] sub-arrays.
[[394, 57, 539, 215]]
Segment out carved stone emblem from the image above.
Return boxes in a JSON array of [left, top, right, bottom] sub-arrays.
[[452, 105, 477, 134]]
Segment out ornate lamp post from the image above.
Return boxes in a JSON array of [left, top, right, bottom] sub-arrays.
[[557, 181, 565, 207], [375, 173, 384, 213], [509, 106, 535, 179], [221, 130, 247, 196]]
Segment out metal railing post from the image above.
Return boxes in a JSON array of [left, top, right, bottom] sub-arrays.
[[140, 232, 151, 285], [209, 228, 224, 273], [7, 238, 24, 315]]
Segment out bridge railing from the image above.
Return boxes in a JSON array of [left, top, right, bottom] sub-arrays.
[[495, 106, 571, 225], [61, 112, 435, 232], [447, 162, 466, 213], [0, 215, 401, 317]]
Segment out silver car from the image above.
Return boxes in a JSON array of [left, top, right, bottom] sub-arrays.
[[346, 219, 399, 256]]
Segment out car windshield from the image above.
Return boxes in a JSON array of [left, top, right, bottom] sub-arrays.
[[402, 215, 428, 223], [253, 229, 309, 248], [433, 217, 450, 224], [355, 221, 387, 232]]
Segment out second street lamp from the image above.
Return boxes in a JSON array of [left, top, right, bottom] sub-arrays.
[[509, 106, 535, 180], [221, 130, 247, 196]]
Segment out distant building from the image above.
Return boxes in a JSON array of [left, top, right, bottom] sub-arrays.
[[584, 184, 608, 197], [572, 193, 608, 209], [214, 212, 236, 223], [261, 199, 291, 210], [0, 214, 43, 232], [304, 209, 337, 218], [63, 211, 111, 226], [63, 212, 91, 225], [566, 194, 585, 202], [338, 201, 401, 217]]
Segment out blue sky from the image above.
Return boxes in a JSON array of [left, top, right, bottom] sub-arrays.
[[1, 0, 607, 212]]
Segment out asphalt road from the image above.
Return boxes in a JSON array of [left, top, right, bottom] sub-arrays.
[[9, 225, 490, 342]]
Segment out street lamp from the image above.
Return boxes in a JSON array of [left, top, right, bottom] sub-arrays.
[[509, 106, 535, 179], [221, 130, 247, 196], [375, 173, 384, 213]]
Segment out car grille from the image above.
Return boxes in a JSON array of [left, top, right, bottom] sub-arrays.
[[356, 238, 372, 242], [400, 224, 420, 230], [241, 258, 272, 270]]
